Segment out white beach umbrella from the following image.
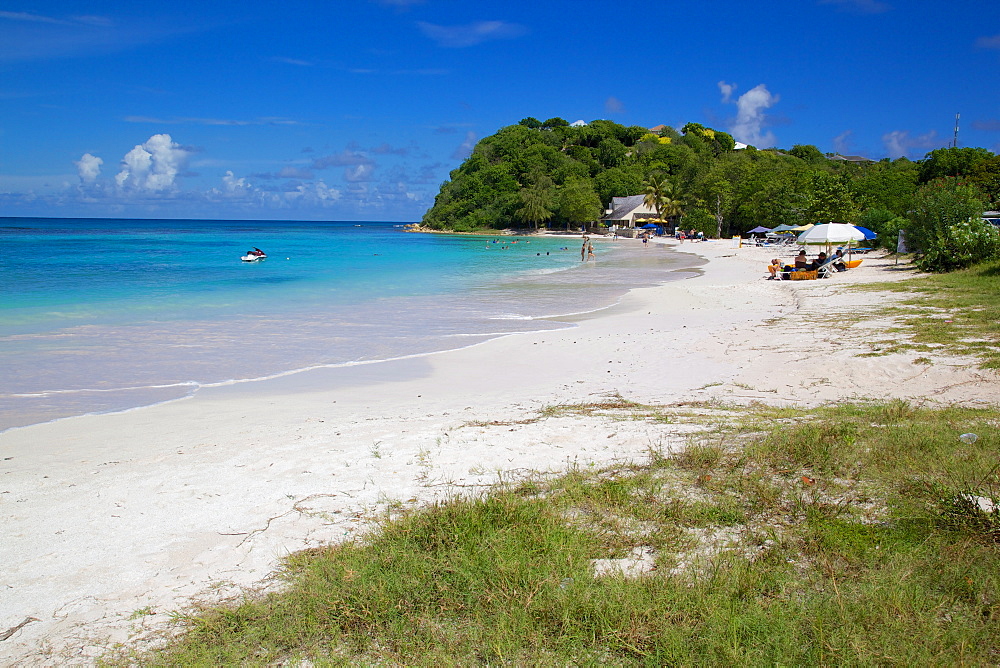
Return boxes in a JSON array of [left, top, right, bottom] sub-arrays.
[[796, 223, 867, 245]]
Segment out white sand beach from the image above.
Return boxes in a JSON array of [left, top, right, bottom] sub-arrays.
[[2, 238, 998, 663]]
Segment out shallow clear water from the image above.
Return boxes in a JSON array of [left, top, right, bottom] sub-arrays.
[[0, 218, 691, 431]]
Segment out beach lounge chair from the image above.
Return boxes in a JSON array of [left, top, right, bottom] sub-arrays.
[[816, 257, 839, 279]]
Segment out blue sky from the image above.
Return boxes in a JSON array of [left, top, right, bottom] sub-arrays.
[[1, 0, 999, 221]]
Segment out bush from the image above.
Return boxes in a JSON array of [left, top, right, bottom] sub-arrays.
[[914, 217, 1000, 272], [680, 207, 718, 238], [906, 178, 998, 272]]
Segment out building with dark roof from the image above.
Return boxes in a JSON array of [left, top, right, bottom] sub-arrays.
[[830, 154, 874, 163], [601, 194, 659, 229]]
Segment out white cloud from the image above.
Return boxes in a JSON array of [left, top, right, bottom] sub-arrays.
[[717, 81, 737, 103], [311, 180, 341, 202], [221, 170, 248, 194], [115, 133, 189, 192], [417, 20, 527, 48], [0, 10, 65, 24], [452, 131, 477, 160], [345, 164, 375, 182], [726, 83, 779, 147], [272, 56, 313, 66], [75, 153, 103, 183], [832, 129, 854, 154], [882, 129, 939, 159]]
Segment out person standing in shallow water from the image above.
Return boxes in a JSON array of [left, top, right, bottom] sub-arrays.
[[587, 243, 595, 261]]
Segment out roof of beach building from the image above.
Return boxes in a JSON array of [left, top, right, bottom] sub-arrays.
[[604, 194, 655, 221], [830, 153, 874, 163], [570, 119, 587, 127]]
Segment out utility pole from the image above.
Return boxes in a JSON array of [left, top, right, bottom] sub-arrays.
[[952, 112, 960, 148]]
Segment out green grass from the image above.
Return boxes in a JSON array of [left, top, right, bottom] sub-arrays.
[[115, 401, 1000, 666], [856, 259, 1000, 368]]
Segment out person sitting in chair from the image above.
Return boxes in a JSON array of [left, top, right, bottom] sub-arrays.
[[794, 250, 808, 270], [833, 249, 848, 271], [808, 251, 828, 271]]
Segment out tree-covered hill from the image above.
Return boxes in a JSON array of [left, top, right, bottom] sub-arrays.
[[421, 117, 1000, 240]]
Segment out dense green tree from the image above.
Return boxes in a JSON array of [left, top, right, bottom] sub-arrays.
[[680, 208, 717, 237], [556, 177, 602, 231], [541, 117, 570, 129], [789, 144, 825, 162], [595, 138, 627, 169], [848, 158, 919, 215], [918, 147, 995, 183], [518, 117, 542, 129], [806, 172, 859, 223], [594, 167, 643, 207], [969, 156, 1000, 209], [518, 169, 555, 231]]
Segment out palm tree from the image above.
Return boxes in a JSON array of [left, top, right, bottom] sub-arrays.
[[644, 175, 685, 232], [642, 175, 667, 223]]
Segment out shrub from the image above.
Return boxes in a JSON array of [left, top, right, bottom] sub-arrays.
[[680, 207, 718, 238], [906, 177, 998, 272], [914, 217, 1000, 272]]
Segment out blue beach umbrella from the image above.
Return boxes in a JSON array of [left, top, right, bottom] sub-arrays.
[[748, 226, 772, 234], [853, 226, 878, 240]]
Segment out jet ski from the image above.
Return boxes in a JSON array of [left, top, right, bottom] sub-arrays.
[[241, 247, 267, 262]]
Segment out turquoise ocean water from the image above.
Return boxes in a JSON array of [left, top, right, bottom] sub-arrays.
[[0, 218, 691, 432]]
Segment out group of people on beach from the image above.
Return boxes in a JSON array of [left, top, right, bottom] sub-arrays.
[[677, 229, 705, 243], [767, 249, 849, 279]]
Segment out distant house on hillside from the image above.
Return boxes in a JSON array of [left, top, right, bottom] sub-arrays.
[[648, 124, 668, 134], [602, 195, 659, 229], [830, 154, 873, 163], [570, 119, 588, 127]]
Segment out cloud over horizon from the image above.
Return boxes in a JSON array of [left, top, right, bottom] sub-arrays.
[[417, 20, 527, 48], [451, 131, 477, 160], [113, 134, 190, 193], [882, 129, 940, 158], [53, 131, 438, 219], [75, 153, 103, 184], [717, 81, 736, 104], [722, 83, 780, 147]]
